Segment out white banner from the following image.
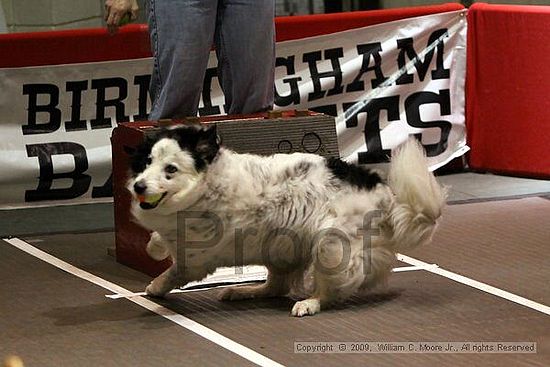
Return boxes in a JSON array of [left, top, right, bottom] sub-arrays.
[[0, 10, 467, 208], [270, 9, 468, 168]]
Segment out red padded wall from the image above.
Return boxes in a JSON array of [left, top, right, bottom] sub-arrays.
[[467, 3, 550, 178], [0, 25, 151, 68], [275, 3, 463, 41]]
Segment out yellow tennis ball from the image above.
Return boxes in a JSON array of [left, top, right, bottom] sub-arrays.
[[144, 193, 163, 204]]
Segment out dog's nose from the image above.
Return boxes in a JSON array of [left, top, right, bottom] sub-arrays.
[[133, 180, 147, 194]]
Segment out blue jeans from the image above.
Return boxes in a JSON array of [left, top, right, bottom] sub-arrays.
[[147, 0, 275, 119]]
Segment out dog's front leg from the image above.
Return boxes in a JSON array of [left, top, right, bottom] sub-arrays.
[[146, 231, 170, 261], [146, 262, 212, 298], [145, 265, 178, 297]]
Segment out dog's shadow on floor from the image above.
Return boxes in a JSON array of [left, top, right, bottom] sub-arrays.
[[336, 290, 402, 310], [153, 287, 403, 320], [41, 288, 403, 331]]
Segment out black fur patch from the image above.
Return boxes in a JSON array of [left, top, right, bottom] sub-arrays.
[[327, 157, 383, 190], [130, 143, 152, 175], [130, 125, 219, 175]]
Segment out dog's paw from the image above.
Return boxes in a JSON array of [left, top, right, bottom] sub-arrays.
[[291, 299, 320, 317], [146, 234, 170, 261], [145, 282, 169, 298]]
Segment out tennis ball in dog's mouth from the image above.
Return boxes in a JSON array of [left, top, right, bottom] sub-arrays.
[[137, 193, 163, 204]]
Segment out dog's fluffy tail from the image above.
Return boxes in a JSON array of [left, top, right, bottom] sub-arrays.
[[384, 139, 447, 252]]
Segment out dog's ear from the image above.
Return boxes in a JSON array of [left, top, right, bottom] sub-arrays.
[[195, 125, 220, 163]]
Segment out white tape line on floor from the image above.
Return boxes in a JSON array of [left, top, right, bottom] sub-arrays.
[[3, 237, 285, 367], [398, 253, 550, 316], [106, 283, 259, 300]]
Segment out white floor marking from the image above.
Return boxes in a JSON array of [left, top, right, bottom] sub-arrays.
[[12, 233, 547, 360], [398, 253, 550, 316], [106, 282, 259, 300], [392, 264, 439, 273], [3, 237, 285, 367]]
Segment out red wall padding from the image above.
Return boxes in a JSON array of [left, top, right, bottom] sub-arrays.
[[466, 3, 550, 178], [0, 3, 463, 68], [275, 3, 463, 41]]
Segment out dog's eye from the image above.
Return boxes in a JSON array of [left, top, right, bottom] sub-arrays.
[[165, 164, 178, 174]]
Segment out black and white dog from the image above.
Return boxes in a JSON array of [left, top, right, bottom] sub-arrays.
[[128, 124, 446, 316]]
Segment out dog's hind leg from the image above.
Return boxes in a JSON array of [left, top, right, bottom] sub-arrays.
[[290, 271, 364, 317], [218, 269, 290, 301], [290, 272, 342, 317], [291, 239, 368, 317]]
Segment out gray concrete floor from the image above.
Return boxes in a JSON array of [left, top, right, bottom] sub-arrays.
[[439, 172, 550, 202], [1, 172, 550, 238]]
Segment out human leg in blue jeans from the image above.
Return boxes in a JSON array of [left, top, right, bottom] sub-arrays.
[[147, 0, 275, 119]]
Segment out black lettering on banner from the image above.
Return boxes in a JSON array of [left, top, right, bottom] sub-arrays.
[[92, 173, 113, 198], [90, 77, 129, 129], [25, 142, 91, 202], [21, 84, 61, 135], [65, 80, 88, 131], [274, 55, 302, 107], [133, 74, 151, 121], [199, 68, 222, 116], [346, 43, 388, 92], [310, 104, 338, 117], [405, 89, 452, 157], [396, 29, 450, 85], [303, 48, 344, 101], [344, 96, 400, 164]]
